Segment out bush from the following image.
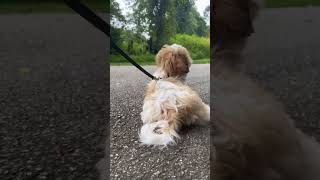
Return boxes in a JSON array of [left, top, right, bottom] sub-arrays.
[[110, 54, 155, 64], [110, 34, 210, 65], [119, 41, 147, 55], [169, 34, 210, 60]]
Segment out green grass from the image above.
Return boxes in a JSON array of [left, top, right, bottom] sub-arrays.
[[193, 59, 210, 64], [110, 56, 210, 66], [267, 0, 320, 8], [0, 2, 108, 14], [110, 54, 155, 65]]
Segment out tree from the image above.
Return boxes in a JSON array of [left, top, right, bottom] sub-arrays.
[[111, 0, 125, 25], [110, 0, 126, 54], [127, 0, 209, 53], [110, 0, 125, 36], [204, 5, 210, 26], [131, 0, 176, 53], [191, 7, 209, 37], [175, 0, 195, 35]]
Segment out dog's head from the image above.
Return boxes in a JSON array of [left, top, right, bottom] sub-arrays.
[[213, 0, 263, 42], [154, 44, 192, 80], [212, 0, 264, 70]]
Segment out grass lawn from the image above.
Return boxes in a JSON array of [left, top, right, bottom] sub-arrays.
[[111, 54, 210, 66], [0, 1, 108, 14], [267, 0, 320, 8], [110, 58, 210, 66]]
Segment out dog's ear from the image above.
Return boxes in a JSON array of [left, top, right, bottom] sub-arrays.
[[249, 0, 264, 20], [213, 0, 263, 39], [176, 47, 192, 74], [156, 47, 176, 77], [155, 50, 163, 66], [155, 47, 169, 66], [164, 52, 176, 77]]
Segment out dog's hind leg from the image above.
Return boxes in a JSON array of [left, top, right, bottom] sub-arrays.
[[191, 103, 210, 125], [201, 103, 210, 122]]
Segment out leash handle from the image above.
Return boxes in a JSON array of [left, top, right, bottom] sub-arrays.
[[64, 0, 157, 80]]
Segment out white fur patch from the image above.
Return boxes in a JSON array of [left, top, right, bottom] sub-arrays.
[[154, 81, 189, 112], [143, 81, 190, 118], [141, 81, 183, 124], [140, 80, 193, 146], [139, 120, 179, 146], [170, 44, 182, 53], [141, 100, 162, 124], [204, 104, 210, 121], [153, 68, 166, 79]]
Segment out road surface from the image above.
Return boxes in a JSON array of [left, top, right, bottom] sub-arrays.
[[244, 7, 320, 140], [0, 14, 108, 179], [110, 65, 210, 179]]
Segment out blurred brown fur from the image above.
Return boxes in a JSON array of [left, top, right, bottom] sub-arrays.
[[212, 0, 320, 180]]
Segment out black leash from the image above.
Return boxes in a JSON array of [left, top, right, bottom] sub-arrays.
[[64, 0, 157, 80]]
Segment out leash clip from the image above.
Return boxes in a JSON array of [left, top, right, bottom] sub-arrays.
[[153, 77, 162, 81]]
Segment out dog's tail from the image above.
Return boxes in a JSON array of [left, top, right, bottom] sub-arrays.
[[297, 130, 320, 180], [139, 120, 179, 147]]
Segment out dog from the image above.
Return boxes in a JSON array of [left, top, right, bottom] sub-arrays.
[[212, 0, 320, 180], [139, 44, 210, 146]]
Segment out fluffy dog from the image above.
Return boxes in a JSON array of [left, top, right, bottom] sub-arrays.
[[139, 44, 210, 146], [212, 0, 320, 180]]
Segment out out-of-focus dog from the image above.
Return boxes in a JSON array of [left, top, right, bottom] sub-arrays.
[[212, 0, 320, 180], [139, 44, 210, 147]]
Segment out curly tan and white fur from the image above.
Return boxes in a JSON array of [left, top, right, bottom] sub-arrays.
[[139, 44, 210, 146]]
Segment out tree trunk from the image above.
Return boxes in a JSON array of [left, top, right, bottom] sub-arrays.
[[148, 37, 153, 54], [128, 39, 133, 55], [154, 0, 168, 52]]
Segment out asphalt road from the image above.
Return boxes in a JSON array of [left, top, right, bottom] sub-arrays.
[[0, 14, 108, 179], [110, 65, 210, 179], [243, 7, 320, 140]]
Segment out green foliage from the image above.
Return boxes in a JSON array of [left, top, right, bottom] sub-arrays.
[[170, 34, 210, 59], [110, 55, 209, 65], [111, 54, 155, 64], [111, 0, 210, 64], [175, 0, 195, 35], [129, 0, 209, 53], [111, 0, 125, 24], [191, 8, 209, 37], [119, 41, 147, 55], [193, 59, 210, 64]]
